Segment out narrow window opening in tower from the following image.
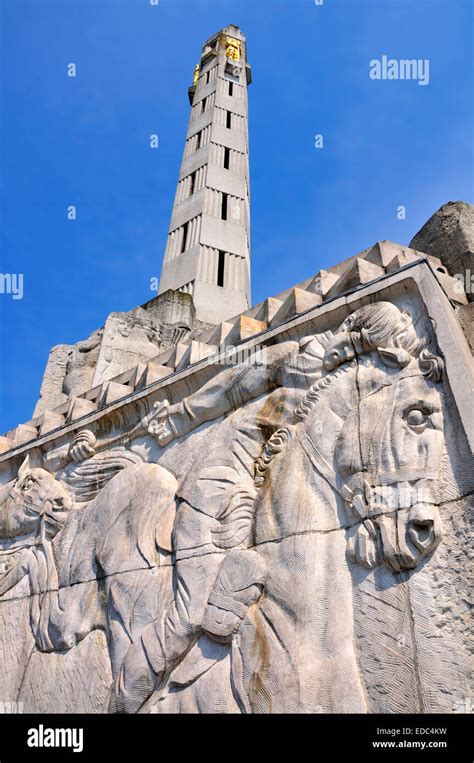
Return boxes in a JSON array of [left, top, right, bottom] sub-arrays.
[[196, 131, 201, 150], [228, 81, 233, 97], [226, 111, 232, 129], [202, 97, 207, 114], [206, 70, 210, 84], [217, 250, 225, 287], [221, 193, 228, 220], [223, 147, 230, 169], [181, 221, 189, 254], [189, 171, 196, 195]]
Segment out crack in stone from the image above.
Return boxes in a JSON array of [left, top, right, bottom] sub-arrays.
[[0, 491, 472, 606], [405, 576, 426, 713], [15, 642, 36, 703]]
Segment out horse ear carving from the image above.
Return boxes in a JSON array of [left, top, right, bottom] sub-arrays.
[[17, 454, 30, 480], [17, 451, 42, 479]]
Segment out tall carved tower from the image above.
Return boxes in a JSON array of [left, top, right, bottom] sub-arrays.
[[158, 25, 252, 325]]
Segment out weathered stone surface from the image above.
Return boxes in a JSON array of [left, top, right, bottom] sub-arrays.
[[33, 333, 102, 417], [456, 303, 474, 353], [409, 201, 474, 293], [0, 270, 472, 714], [27, 234, 467, 433], [33, 344, 74, 416], [33, 295, 198, 420], [91, 310, 162, 387]]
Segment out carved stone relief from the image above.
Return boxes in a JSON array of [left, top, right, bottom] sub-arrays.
[[33, 332, 103, 417], [92, 311, 163, 387], [1, 299, 471, 713]]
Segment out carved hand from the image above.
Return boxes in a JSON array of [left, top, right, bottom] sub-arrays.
[[68, 430, 97, 463], [147, 400, 179, 446]]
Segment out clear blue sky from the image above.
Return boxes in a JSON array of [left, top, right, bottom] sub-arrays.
[[0, 0, 472, 433]]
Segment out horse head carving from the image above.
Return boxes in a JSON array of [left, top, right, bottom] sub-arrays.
[[0, 454, 72, 544], [256, 302, 445, 573], [0, 455, 73, 649]]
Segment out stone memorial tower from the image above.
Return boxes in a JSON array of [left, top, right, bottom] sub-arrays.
[[158, 25, 252, 325]]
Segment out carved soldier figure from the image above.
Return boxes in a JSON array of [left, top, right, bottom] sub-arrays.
[[111, 302, 430, 713], [110, 334, 327, 712]]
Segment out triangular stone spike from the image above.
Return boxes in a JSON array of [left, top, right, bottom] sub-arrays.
[[175, 341, 218, 372], [108, 363, 146, 390], [207, 321, 234, 348], [136, 362, 172, 391], [82, 384, 106, 403], [8, 423, 38, 445], [147, 348, 174, 368], [305, 274, 323, 295], [253, 297, 283, 324], [191, 325, 217, 344], [325, 258, 384, 300], [237, 304, 261, 320], [66, 397, 98, 422], [272, 286, 299, 302], [363, 242, 388, 267], [0, 436, 13, 455], [166, 342, 190, 369], [270, 288, 322, 328], [38, 411, 65, 436], [98, 381, 134, 408], [385, 251, 420, 272], [294, 276, 315, 291], [307, 270, 340, 297], [223, 315, 267, 347], [365, 241, 416, 269]]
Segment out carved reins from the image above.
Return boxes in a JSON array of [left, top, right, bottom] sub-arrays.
[[295, 429, 377, 540]]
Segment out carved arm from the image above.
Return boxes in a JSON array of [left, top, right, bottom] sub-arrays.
[[148, 340, 299, 445]]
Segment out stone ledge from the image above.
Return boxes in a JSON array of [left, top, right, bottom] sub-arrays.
[[1, 258, 472, 465]]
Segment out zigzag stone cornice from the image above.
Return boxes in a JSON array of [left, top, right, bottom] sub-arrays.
[[0, 246, 469, 461]]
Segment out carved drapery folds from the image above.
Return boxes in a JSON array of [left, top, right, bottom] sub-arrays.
[[0, 300, 471, 714]]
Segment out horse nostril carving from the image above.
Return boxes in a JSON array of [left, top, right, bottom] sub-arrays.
[[409, 519, 434, 551], [53, 495, 72, 512]]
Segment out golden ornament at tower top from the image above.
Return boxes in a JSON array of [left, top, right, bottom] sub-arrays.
[[225, 36, 241, 61]]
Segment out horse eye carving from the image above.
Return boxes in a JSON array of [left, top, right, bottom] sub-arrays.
[[404, 407, 430, 431], [21, 477, 36, 491]]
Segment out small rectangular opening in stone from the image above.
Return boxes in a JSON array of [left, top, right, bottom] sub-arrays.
[[217, 250, 225, 286]]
